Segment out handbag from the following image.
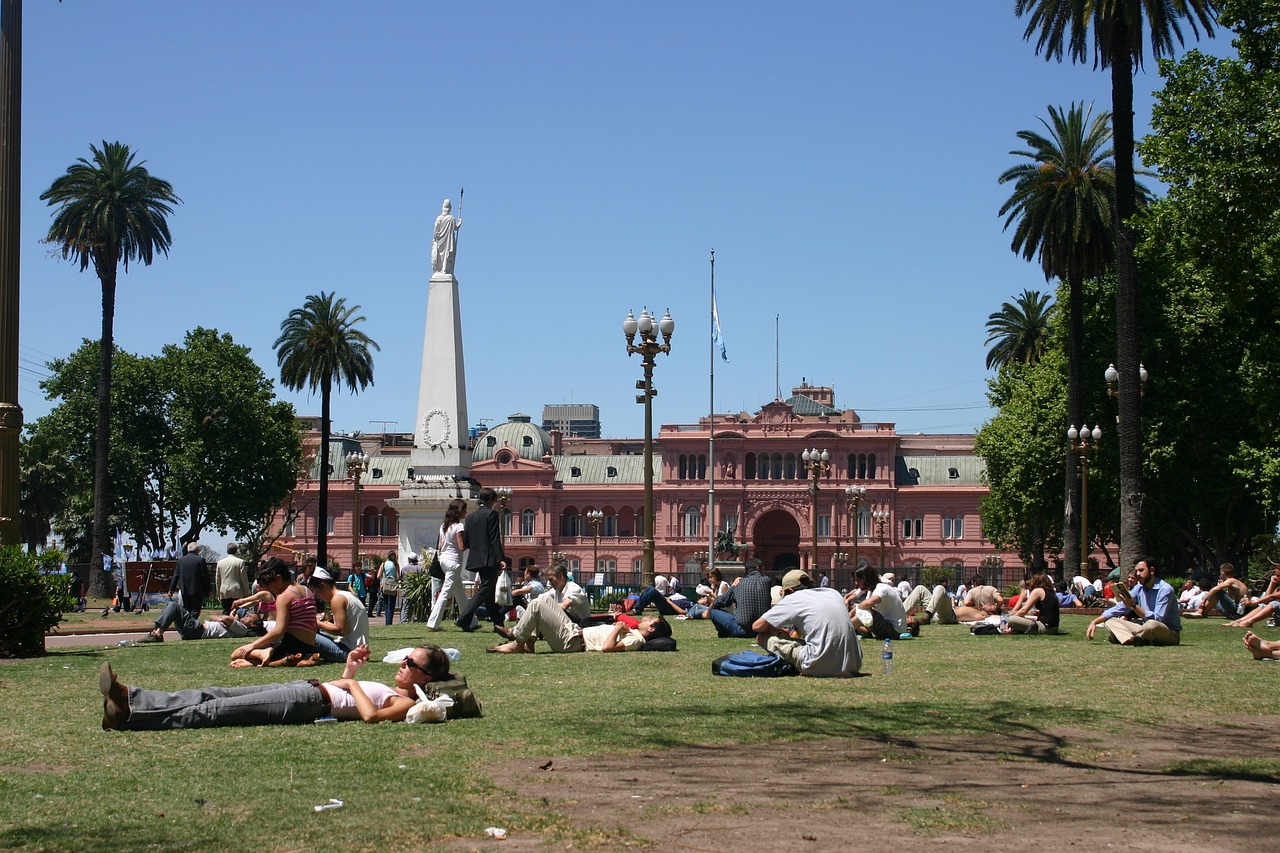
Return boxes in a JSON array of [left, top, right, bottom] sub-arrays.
[[430, 529, 446, 580], [380, 566, 399, 595], [495, 570, 513, 607]]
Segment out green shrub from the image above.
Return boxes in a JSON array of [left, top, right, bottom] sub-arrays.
[[921, 566, 952, 589], [0, 547, 76, 658], [402, 569, 435, 622], [594, 590, 627, 612]]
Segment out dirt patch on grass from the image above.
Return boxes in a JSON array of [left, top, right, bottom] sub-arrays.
[[468, 718, 1278, 852]]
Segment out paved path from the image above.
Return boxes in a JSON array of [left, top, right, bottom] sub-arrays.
[[45, 629, 177, 649]]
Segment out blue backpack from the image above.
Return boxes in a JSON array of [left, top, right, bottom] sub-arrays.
[[712, 650, 796, 677]]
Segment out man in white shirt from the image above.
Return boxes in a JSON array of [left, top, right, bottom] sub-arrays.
[[753, 570, 861, 677]]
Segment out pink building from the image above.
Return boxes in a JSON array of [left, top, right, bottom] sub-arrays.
[[270, 384, 1025, 588]]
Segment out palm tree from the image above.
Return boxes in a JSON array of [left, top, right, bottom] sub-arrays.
[[984, 289, 1055, 370], [1015, 0, 1218, 570], [998, 103, 1148, 575], [40, 141, 180, 581], [274, 292, 378, 565]]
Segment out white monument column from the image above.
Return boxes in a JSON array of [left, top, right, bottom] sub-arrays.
[[389, 199, 475, 557]]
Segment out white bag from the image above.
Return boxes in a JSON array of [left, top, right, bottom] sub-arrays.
[[495, 570, 513, 607], [405, 683, 454, 724]]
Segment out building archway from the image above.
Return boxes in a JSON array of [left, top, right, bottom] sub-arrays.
[[751, 509, 801, 573]]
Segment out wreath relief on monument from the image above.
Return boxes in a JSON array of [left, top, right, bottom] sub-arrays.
[[421, 408, 452, 449]]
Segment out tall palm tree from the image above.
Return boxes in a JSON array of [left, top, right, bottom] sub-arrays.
[[40, 141, 180, 581], [1015, 0, 1218, 570], [274, 292, 378, 565], [984, 289, 1055, 370], [998, 103, 1149, 575]]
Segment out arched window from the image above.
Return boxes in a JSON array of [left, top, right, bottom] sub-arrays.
[[501, 509, 512, 537], [683, 505, 702, 538], [561, 508, 581, 537], [697, 454, 707, 479], [602, 510, 618, 537], [771, 453, 783, 480], [383, 508, 398, 536], [846, 453, 857, 478], [520, 508, 536, 536], [868, 453, 876, 479], [745, 453, 757, 479], [362, 506, 381, 537], [678, 454, 688, 479], [783, 452, 797, 480]]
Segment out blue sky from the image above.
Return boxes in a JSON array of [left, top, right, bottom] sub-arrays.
[[16, 2, 1232, 443]]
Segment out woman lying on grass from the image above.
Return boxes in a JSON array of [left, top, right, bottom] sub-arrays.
[[99, 644, 450, 730]]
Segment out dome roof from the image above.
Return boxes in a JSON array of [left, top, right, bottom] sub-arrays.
[[472, 413, 553, 462]]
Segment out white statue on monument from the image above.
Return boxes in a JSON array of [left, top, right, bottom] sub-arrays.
[[431, 198, 462, 275]]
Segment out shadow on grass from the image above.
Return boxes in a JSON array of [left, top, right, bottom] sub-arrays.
[[0, 821, 201, 853]]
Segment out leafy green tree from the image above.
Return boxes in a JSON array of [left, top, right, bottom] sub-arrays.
[[1015, 0, 1219, 571], [274, 292, 378, 565], [40, 141, 180, 576], [998, 102, 1149, 576], [983, 289, 1055, 370], [28, 332, 301, 565]]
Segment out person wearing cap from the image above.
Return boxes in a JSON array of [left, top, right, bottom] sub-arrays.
[[707, 558, 774, 638], [310, 567, 370, 662], [1086, 556, 1181, 645], [399, 552, 423, 623], [752, 569, 861, 677]]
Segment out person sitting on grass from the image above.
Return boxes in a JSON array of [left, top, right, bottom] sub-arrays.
[[845, 566, 907, 640], [1226, 564, 1280, 629], [1242, 631, 1280, 660], [99, 644, 449, 730], [952, 576, 1005, 622], [228, 558, 323, 667], [1198, 563, 1254, 620], [1003, 570, 1060, 635], [486, 592, 671, 654], [1086, 556, 1181, 646], [752, 569, 861, 677], [138, 606, 266, 643], [309, 567, 370, 663], [901, 578, 958, 625]]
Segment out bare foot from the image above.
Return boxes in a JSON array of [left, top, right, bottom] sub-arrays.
[[229, 658, 255, 668], [1244, 631, 1268, 660]]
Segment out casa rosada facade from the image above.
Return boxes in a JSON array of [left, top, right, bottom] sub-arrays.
[[269, 385, 1027, 589]]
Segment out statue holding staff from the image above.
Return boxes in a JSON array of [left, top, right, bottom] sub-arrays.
[[431, 196, 462, 275]]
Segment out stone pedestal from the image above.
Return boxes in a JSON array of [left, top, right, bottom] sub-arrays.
[[388, 476, 475, 558], [412, 272, 472, 477]]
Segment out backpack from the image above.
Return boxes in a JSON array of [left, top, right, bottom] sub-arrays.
[[711, 650, 796, 677]]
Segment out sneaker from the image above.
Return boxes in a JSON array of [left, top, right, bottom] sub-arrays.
[[138, 632, 163, 643]]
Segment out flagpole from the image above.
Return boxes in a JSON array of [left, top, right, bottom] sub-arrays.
[[708, 249, 716, 578]]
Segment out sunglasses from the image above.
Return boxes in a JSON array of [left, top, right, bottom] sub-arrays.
[[400, 657, 430, 675]]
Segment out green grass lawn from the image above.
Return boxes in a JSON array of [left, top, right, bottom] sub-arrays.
[[1, 615, 1275, 851]]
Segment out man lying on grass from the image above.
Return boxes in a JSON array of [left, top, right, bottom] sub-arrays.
[[99, 644, 449, 730], [486, 593, 671, 653]]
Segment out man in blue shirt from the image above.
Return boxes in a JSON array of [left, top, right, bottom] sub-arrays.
[[1086, 556, 1182, 646]]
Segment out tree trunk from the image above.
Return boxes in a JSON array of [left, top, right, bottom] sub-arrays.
[[318, 374, 330, 566], [88, 269, 117, 595], [1111, 31, 1145, 572], [1063, 271, 1083, 577]]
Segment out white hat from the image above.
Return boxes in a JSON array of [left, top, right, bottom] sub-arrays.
[[311, 567, 334, 582], [406, 552, 418, 562]]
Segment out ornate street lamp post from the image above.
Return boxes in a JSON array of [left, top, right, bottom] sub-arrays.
[[586, 508, 603, 582], [802, 448, 830, 571], [1068, 424, 1102, 578], [345, 451, 369, 575], [873, 507, 890, 571], [623, 307, 674, 580], [845, 485, 865, 571]]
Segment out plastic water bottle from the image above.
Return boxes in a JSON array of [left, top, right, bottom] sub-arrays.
[[999, 613, 1009, 634], [881, 638, 893, 676]]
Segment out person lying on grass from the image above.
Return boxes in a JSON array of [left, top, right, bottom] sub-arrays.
[[99, 644, 450, 730], [138, 606, 266, 643], [487, 593, 671, 653]]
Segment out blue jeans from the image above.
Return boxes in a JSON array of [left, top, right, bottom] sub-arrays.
[[122, 680, 327, 729], [632, 586, 681, 616], [314, 632, 350, 663], [708, 607, 753, 638]]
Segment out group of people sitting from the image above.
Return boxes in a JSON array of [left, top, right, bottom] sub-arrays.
[[139, 557, 371, 668]]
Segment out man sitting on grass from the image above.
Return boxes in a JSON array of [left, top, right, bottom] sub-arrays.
[[1198, 563, 1254, 620], [1086, 556, 1181, 646], [752, 569, 861, 677], [487, 593, 671, 654]]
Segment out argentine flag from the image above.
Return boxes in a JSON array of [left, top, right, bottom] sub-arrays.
[[712, 292, 729, 363]]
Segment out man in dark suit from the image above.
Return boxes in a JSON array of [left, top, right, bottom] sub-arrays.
[[455, 488, 507, 633], [170, 542, 211, 617]]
